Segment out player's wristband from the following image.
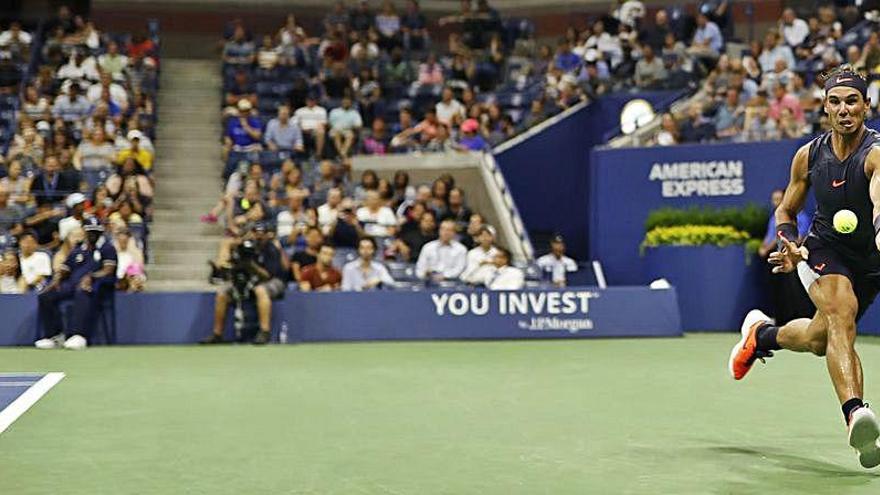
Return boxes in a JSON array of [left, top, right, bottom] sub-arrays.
[[776, 222, 798, 250]]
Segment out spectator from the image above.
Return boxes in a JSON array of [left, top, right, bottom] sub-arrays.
[[456, 118, 488, 151], [318, 187, 343, 235], [97, 40, 128, 80], [56, 50, 100, 86], [227, 181, 265, 236], [74, 127, 115, 171], [689, 12, 723, 59], [678, 103, 714, 143], [757, 30, 795, 74], [768, 82, 805, 124], [634, 44, 668, 89], [87, 72, 129, 111], [58, 192, 86, 242], [401, 0, 428, 51], [17, 231, 52, 292], [105, 157, 153, 205], [293, 95, 328, 158], [441, 187, 471, 231], [330, 199, 365, 248], [0, 21, 32, 49], [361, 117, 391, 155], [536, 234, 578, 287], [357, 190, 398, 238], [375, 0, 402, 50], [52, 83, 92, 123], [417, 53, 444, 86], [328, 96, 363, 158], [224, 100, 263, 155], [554, 39, 580, 73], [354, 169, 379, 202], [0, 245, 21, 294], [639, 9, 671, 52], [0, 160, 32, 206], [460, 224, 497, 285], [780, 8, 809, 48], [223, 25, 256, 66], [264, 105, 305, 152], [35, 217, 117, 350], [224, 70, 256, 110], [0, 185, 24, 235], [112, 227, 146, 292], [485, 247, 525, 290], [257, 34, 280, 69], [108, 199, 144, 231], [116, 130, 155, 171], [416, 219, 467, 282], [392, 170, 416, 207], [436, 87, 466, 126], [299, 244, 342, 291], [394, 209, 437, 261], [276, 189, 310, 245], [290, 226, 323, 282], [341, 237, 395, 291], [742, 103, 780, 142], [714, 88, 745, 140]]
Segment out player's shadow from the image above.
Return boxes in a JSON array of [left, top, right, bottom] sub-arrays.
[[707, 445, 879, 478]]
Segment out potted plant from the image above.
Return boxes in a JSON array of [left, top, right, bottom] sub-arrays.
[[641, 205, 769, 331]]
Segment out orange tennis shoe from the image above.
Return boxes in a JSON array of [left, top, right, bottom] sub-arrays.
[[728, 309, 774, 380]]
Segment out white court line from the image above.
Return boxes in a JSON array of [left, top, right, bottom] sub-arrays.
[[0, 372, 65, 435]]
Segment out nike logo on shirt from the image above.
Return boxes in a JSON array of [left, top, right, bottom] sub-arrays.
[[832, 180, 846, 188]]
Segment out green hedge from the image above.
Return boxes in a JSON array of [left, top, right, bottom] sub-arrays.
[[644, 204, 769, 239]]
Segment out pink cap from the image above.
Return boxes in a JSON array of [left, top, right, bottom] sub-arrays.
[[460, 119, 479, 133]]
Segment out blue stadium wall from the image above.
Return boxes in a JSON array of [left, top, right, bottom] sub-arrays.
[[0, 288, 682, 345]]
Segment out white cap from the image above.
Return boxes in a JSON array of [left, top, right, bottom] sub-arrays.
[[237, 99, 252, 111], [66, 192, 87, 209], [127, 129, 143, 141]]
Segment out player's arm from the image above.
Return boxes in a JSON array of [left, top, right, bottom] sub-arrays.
[[769, 144, 811, 274], [867, 147, 880, 252], [775, 143, 810, 235]]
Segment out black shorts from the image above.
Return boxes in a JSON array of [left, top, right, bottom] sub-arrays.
[[797, 236, 880, 321]]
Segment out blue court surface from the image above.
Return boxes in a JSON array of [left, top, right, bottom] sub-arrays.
[[0, 373, 65, 434]]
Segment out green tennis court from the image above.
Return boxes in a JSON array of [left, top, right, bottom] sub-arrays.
[[2, 334, 880, 494]]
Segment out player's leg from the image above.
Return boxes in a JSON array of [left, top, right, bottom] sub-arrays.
[[809, 273, 879, 467], [776, 313, 827, 355]]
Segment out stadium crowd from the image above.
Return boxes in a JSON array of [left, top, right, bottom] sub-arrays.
[[0, 7, 159, 295], [649, 3, 880, 145], [211, 1, 598, 296]]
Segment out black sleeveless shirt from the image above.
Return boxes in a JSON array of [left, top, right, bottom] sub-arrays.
[[807, 128, 880, 267]]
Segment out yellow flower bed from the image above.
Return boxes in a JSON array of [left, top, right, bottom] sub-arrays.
[[642, 225, 751, 249]]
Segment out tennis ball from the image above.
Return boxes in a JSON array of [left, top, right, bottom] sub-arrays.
[[833, 209, 858, 234]]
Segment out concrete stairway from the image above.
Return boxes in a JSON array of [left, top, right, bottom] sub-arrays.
[[146, 59, 224, 292]]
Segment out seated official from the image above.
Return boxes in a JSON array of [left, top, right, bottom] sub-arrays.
[[535, 234, 578, 287], [341, 237, 395, 291], [202, 222, 289, 345], [34, 216, 117, 350]]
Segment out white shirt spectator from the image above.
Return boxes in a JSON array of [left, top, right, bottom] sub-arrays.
[[781, 18, 809, 47], [293, 105, 328, 132], [317, 203, 339, 233], [436, 99, 465, 126], [276, 209, 310, 239], [97, 53, 129, 78], [536, 253, 578, 285], [0, 273, 20, 294], [357, 206, 397, 237], [341, 259, 395, 291], [416, 239, 467, 279], [613, 1, 646, 28], [58, 216, 83, 242], [486, 265, 525, 290], [86, 81, 129, 108], [19, 251, 51, 286], [56, 56, 100, 83], [0, 29, 31, 46], [460, 245, 498, 284]]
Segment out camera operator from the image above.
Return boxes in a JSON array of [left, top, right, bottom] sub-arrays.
[[202, 222, 289, 345]]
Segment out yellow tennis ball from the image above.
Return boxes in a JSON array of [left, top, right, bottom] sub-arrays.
[[833, 209, 858, 234]]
